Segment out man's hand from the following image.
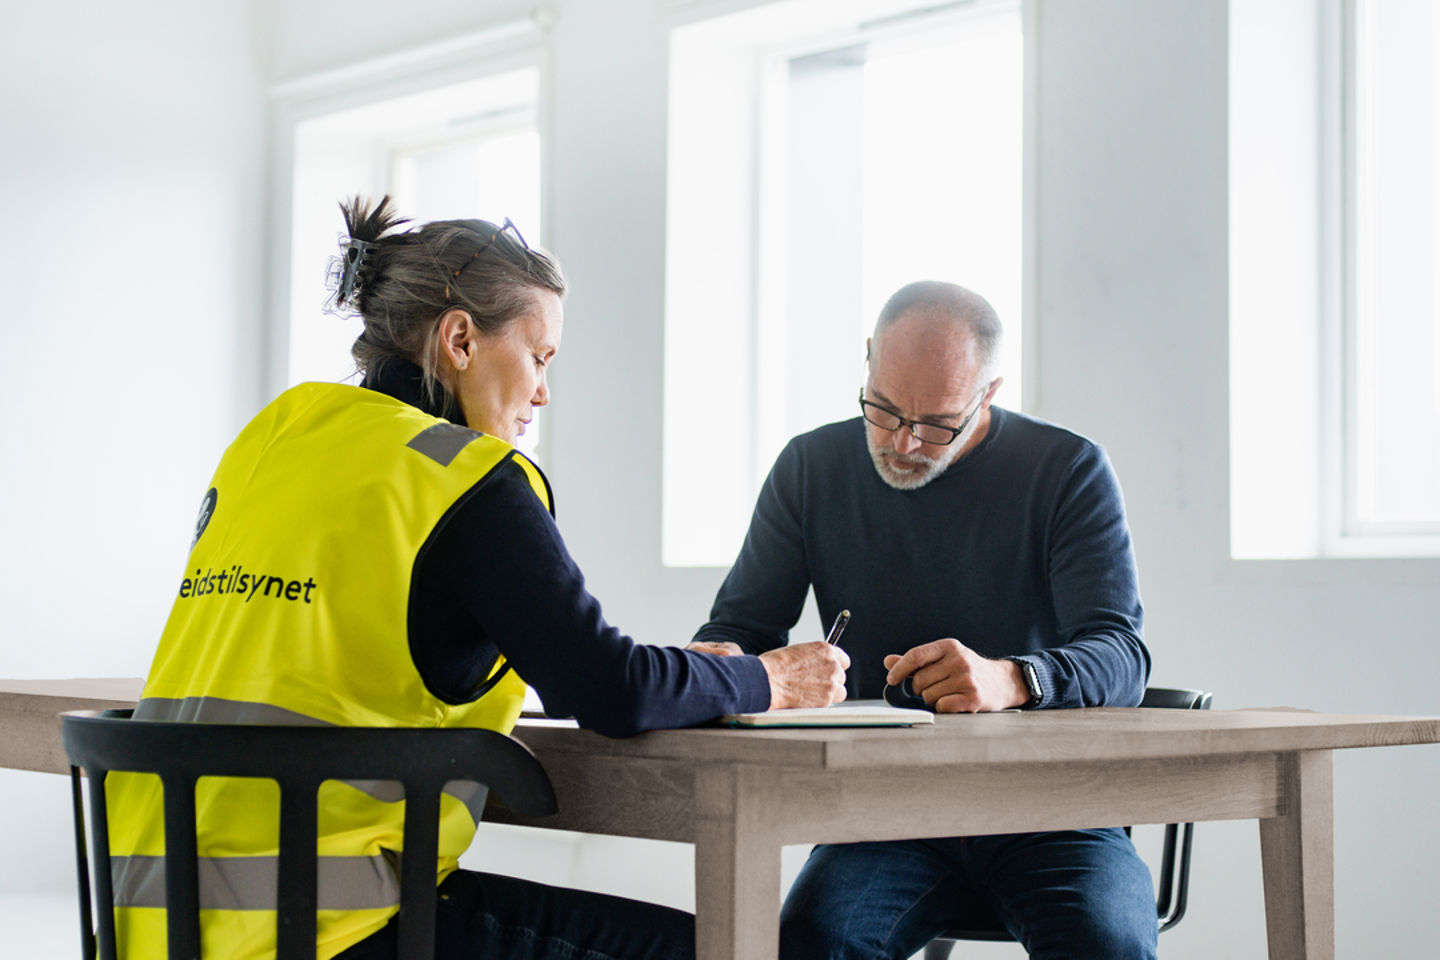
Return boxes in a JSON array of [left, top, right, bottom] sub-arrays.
[[884, 638, 1028, 713], [686, 640, 745, 657], [759, 641, 850, 710]]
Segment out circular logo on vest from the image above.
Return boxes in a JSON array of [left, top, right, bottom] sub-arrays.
[[191, 487, 218, 551]]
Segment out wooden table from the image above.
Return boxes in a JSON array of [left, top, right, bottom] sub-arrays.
[[6, 678, 1438, 960], [0, 678, 142, 773]]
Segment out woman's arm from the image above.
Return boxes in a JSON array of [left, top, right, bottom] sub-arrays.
[[410, 461, 785, 736]]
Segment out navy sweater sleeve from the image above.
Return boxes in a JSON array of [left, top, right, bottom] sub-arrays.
[[410, 460, 772, 737], [1021, 444, 1149, 707]]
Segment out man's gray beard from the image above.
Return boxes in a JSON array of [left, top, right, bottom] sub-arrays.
[[865, 432, 958, 490]]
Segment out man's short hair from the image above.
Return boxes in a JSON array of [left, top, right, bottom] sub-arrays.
[[874, 281, 1002, 375]]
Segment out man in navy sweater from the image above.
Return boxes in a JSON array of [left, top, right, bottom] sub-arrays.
[[690, 281, 1155, 960]]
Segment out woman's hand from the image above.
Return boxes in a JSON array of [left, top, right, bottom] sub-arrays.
[[758, 642, 850, 710]]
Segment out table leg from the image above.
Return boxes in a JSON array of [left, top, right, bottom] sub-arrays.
[[693, 765, 782, 960], [1258, 750, 1334, 960]]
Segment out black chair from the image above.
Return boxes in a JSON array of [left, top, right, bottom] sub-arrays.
[[922, 686, 1214, 959], [63, 709, 557, 960]]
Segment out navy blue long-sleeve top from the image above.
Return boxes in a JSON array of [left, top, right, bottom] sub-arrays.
[[364, 359, 771, 736], [692, 410, 1149, 708]]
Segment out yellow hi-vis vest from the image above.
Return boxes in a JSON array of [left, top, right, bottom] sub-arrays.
[[105, 382, 549, 959]]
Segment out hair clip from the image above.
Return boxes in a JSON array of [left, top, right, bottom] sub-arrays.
[[323, 237, 377, 316]]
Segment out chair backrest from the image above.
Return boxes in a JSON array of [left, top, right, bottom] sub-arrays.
[[1139, 686, 1213, 711], [921, 686, 1214, 958], [63, 709, 557, 960]]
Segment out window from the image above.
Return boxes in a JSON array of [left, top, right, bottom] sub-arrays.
[[664, 0, 1025, 566], [1348, 0, 1440, 536], [1229, 0, 1440, 558]]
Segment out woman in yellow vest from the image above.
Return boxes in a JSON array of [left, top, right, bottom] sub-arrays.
[[109, 197, 850, 959]]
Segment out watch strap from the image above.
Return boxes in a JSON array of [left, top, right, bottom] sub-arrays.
[[1007, 657, 1042, 708]]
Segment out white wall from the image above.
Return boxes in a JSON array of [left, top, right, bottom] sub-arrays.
[[3, 1, 1436, 957], [1, 0, 268, 675], [1032, 3, 1439, 956], [0, 0, 268, 927]]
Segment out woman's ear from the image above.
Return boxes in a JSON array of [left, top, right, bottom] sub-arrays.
[[436, 309, 475, 372]]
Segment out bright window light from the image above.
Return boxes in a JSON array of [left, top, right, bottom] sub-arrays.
[[665, 0, 1024, 567], [1228, 0, 1324, 558], [1229, 0, 1440, 557], [860, 25, 1023, 355], [1350, 0, 1440, 533]]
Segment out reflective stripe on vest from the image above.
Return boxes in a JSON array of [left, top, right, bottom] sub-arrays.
[[111, 853, 400, 911]]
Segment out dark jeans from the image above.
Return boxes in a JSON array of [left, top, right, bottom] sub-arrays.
[[335, 869, 695, 960], [779, 829, 1158, 960]]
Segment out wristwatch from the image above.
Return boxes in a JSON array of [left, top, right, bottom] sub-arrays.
[[1008, 658, 1042, 708]]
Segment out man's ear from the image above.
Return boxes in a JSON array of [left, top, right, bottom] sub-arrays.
[[864, 337, 872, 364], [981, 376, 1005, 407], [436, 309, 475, 371]]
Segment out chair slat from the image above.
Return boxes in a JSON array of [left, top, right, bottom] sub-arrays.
[[397, 782, 443, 959], [160, 774, 202, 959], [85, 770, 119, 960], [275, 780, 320, 960]]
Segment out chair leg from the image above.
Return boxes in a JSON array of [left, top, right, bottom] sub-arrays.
[[69, 767, 96, 960]]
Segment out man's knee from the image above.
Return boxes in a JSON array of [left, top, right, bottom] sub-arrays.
[[986, 829, 1156, 960], [780, 845, 926, 960], [779, 902, 848, 959], [1025, 908, 1157, 960], [779, 871, 869, 958]]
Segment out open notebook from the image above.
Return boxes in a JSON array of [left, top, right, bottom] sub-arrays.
[[720, 699, 934, 728]]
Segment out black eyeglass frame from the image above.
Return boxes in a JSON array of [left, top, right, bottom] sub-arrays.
[[444, 217, 529, 300], [858, 383, 991, 447]]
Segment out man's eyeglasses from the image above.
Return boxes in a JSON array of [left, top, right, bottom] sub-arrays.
[[445, 217, 529, 300], [858, 385, 990, 446]]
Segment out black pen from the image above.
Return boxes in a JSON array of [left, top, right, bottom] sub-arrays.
[[824, 609, 851, 645]]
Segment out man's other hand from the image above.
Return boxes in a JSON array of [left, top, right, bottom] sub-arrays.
[[686, 640, 745, 657], [759, 641, 850, 709], [884, 638, 1027, 713]]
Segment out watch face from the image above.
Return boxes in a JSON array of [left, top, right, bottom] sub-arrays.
[[1022, 663, 1041, 700]]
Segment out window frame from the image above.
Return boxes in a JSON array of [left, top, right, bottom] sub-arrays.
[[1329, 0, 1440, 553], [660, 0, 1036, 567]]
